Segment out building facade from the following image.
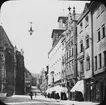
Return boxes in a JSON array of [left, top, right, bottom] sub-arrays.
[[0, 25, 15, 96], [92, 2, 106, 102], [76, 1, 106, 102], [61, 7, 81, 100], [48, 28, 65, 87], [15, 50, 25, 95], [47, 1, 106, 102], [77, 2, 93, 101]]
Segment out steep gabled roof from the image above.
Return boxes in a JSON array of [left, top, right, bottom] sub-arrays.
[[0, 25, 14, 49]]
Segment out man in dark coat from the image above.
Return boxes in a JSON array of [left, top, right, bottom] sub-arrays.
[[29, 91, 33, 100]]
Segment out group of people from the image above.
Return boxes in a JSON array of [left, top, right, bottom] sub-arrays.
[[45, 91, 67, 100]]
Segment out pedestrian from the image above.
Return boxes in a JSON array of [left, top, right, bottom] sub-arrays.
[[29, 91, 33, 100], [35, 92, 37, 98]]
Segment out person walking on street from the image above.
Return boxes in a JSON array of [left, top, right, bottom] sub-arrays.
[[35, 92, 37, 98], [29, 91, 33, 100]]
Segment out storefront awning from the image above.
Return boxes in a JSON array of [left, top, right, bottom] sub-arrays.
[[46, 87, 55, 93], [70, 80, 84, 95], [46, 85, 67, 94]]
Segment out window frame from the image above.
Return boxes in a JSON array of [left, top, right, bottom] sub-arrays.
[[95, 56, 97, 70], [80, 60, 84, 73], [86, 35, 89, 49], [99, 53, 102, 69], [86, 56, 90, 70], [102, 24, 105, 39], [80, 40, 83, 53], [85, 15, 89, 28], [103, 50, 106, 67], [97, 28, 101, 42]]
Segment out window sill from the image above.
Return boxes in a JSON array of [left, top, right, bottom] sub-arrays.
[[85, 24, 89, 28], [85, 46, 89, 49], [97, 40, 100, 43], [102, 36, 105, 39], [86, 68, 90, 71], [79, 30, 83, 34], [96, 14, 100, 19]]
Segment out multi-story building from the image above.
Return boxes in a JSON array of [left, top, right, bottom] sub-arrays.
[[75, 1, 106, 102], [48, 29, 65, 87], [24, 68, 32, 94], [76, 2, 92, 101], [91, 2, 106, 102], [61, 7, 80, 100], [15, 50, 25, 95], [48, 14, 67, 89]]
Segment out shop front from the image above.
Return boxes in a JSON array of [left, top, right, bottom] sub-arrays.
[[92, 72, 106, 102], [66, 77, 76, 100], [85, 78, 93, 101], [70, 80, 84, 101]]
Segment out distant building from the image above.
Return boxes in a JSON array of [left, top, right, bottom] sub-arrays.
[[24, 68, 32, 94], [48, 29, 65, 87], [15, 50, 25, 95]]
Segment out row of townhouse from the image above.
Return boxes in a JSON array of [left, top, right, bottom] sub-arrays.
[[48, 1, 106, 102], [0, 25, 26, 96]]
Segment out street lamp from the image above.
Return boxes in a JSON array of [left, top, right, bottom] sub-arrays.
[[29, 22, 34, 35]]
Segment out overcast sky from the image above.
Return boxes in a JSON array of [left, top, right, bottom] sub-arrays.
[[0, 0, 90, 73]]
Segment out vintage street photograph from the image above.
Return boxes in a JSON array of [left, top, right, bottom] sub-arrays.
[[0, 0, 105, 105]]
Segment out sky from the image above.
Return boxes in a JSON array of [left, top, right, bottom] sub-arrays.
[[0, 0, 90, 73]]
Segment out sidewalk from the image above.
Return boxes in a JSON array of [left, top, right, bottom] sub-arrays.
[[0, 93, 7, 101], [61, 100, 100, 105], [36, 95, 100, 105]]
